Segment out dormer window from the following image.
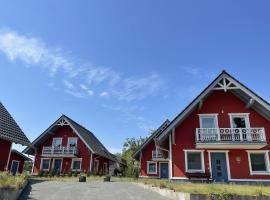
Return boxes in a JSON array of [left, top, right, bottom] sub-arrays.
[[229, 113, 250, 128], [52, 138, 62, 148], [199, 114, 218, 128], [68, 137, 78, 147]]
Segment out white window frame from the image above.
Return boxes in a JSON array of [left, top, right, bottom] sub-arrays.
[[10, 160, 20, 174], [229, 113, 250, 128], [52, 137, 62, 147], [71, 158, 82, 171], [198, 114, 219, 128], [247, 150, 270, 175], [184, 150, 205, 173], [67, 137, 78, 147], [40, 158, 51, 171], [94, 160, 99, 171], [147, 161, 157, 174]]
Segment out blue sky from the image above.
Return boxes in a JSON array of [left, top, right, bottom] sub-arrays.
[[1, 1, 270, 153]]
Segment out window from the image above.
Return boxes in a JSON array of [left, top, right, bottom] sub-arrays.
[[229, 113, 250, 128], [185, 150, 205, 172], [41, 159, 50, 171], [52, 138, 62, 147], [67, 137, 77, 147], [103, 163, 108, 174], [247, 151, 270, 175], [71, 158, 82, 171], [199, 114, 218, 128], [147, 161, 157, 174]]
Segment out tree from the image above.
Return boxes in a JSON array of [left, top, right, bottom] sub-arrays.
[[121, 136, 148, 177]]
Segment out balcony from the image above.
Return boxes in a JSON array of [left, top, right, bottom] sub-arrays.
[[152, 150, 168, 160], [196, 128, 267, 149], [42, 146, 78, 157]]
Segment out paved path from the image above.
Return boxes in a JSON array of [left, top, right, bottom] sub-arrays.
[[19, 180, 169, 200]]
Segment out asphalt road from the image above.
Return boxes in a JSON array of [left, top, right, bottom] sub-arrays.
[[19, 180, 169, 200]]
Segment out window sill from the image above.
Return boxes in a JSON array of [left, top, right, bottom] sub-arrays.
[[186, 170, 205, 173], [250, 171, 270, 175], [147, 172, 157, 175]]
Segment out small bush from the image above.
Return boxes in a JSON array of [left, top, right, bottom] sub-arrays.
[[0, 172, 28, 189]]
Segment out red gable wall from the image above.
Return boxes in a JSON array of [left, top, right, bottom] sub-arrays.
[[172, 90, 270, 180], [8, 152, 28, 173], [33, 125, 91, 174], [0, 139, 12, 171]]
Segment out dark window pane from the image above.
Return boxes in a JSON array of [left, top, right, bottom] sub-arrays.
[[187, 152, 202, 170], [73, 161, 81, 170], [232, 117, 246, 128], [250, 154, 267, 171], [148, 163, 156, 172], [42, 159, 50, 170]]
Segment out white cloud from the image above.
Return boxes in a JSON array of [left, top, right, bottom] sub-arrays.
[[0, 28, 165, 102], [63, 80, 74, 90], [181, 66, 215, 80], [79, 83, 88, 90], [87, 90, 94, 96], [99, 91, 109, 97]]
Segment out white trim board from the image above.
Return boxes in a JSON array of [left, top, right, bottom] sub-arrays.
[[147, 161, 158, 174], [184, 150, 205, 173]]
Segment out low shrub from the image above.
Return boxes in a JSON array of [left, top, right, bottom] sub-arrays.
[[0, 171, 28, 189]]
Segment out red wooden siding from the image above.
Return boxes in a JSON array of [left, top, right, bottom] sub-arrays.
[[172, 90, 270, 180], [140, 141, 160, 177], [8, 152, 28, 173], [0, 139, 12, 171]]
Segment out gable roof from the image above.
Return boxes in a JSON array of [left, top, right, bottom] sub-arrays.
[[157, 70, 270, 143], [11, 149, 32, 161], [133, 119, 170, 160], [0, 102, 30, 146], [23, 115, 115, 161]]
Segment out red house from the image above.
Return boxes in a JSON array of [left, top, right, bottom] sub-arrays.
[[23, 115, 115, 175], [8, 149, 32, 175], [0, 102, 30, 172], [134, 71, 270, 182]]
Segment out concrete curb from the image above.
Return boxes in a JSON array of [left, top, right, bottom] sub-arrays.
[[0, 180, 28, 200]]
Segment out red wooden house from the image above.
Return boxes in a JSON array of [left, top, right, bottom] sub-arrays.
[[0, 102, 30, 172], [8, 149, 32, 175], [134, 71, 270, 182], [23, 115, 115, 175]]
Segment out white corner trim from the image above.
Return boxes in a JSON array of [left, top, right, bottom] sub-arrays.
[[147, 161, 157, 174], [169, 133, 173, 179], [247, 151, 270, 175], [184, 150, 205, 173], [6, 142, 13, 170]]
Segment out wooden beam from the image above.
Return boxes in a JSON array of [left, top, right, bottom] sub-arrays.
[[246, 98, 255, 108], [198, 100, 203, 110]]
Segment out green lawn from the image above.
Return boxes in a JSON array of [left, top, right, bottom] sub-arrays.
[[129, 178, 270, 197], [0, 172, 28, 189]]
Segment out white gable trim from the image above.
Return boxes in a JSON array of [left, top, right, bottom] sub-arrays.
[[157, 72, 270, 142]]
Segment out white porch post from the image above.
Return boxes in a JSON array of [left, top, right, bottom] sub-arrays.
[[169, 133, 173, 180], [89, 152, 93, 174], [6, 142, 13, 171]]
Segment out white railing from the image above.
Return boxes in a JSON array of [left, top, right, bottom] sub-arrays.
[[152, 150, 168, 160], [42, 146, 78, 156], [196, 128, 266, 143]]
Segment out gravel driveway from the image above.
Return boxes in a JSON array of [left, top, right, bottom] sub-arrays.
[[19, 180, 169, 200]]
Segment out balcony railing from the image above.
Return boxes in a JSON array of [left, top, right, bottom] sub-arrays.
[[196, 128, 266, 143], [152, 150, 168, 160], [42, 146, 78, 157]]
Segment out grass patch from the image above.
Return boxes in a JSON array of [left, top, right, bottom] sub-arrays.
[[114, 177, 270, 197], [0, 172, 28, 189]]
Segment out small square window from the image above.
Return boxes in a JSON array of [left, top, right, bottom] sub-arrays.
[[250, 154, 267, 172], [147, 162, 157, 174], [187, 152, 203, 171], [41, 159, 50, 171], [72, 159, 82, 171]]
